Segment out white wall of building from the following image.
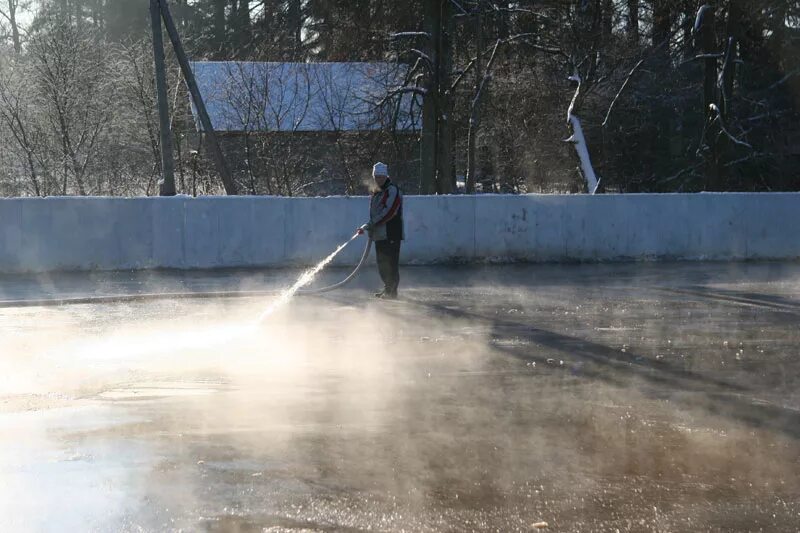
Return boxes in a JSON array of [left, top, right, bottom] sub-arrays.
[[0, 193, 797, 273]]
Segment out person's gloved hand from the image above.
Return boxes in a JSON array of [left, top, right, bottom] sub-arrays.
[[357, 222, 372, 236]]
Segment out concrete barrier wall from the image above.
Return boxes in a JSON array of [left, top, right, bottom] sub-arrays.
[[0, 193, 797, 272]]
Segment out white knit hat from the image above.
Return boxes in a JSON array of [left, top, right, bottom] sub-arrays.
[[372, 162, 389, 177]]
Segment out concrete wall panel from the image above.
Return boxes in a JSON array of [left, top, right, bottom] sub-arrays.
[[102, 198, 154, 270], [527, 195, 567, 262], [151, 197, 186, 268], [744, 193, 800, 260], [0, 199, 23, 272], [686, 194, 748, 260], [563, 195, 630, 260], [250, 197, 287, 266], [623, 194, 691, 259], [474, 195, 536, 259], [284, 196, 369, 266], [405, 196, 475, 262], [0, 193, 798, 273]]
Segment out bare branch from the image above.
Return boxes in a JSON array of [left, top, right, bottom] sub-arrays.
[[660, 163, 704, 186], [708, 104, 753, 150], [450, 57, 477, 93], [724, 152, 766, 168], [390, 32, 430, 40], [449, 0, 468, 15], [679, 53, 723, 66], [491, 6, 555, 23], [408, 48, 434, 71], [603, 59, 644, 127], [566, 71, 581, 123], [766, 67, 800, 91], [471, 39, 502, 111], [451, 33, 559, 93], [694, 4, 713, 34]]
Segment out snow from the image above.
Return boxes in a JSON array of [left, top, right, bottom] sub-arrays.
[[390, 32, 430, 39], [567, 115, 600, 194], [708, 104, 753, 149], [1, 194, 798, 273], [189, 61, 419, 133], [694, 5, 712, 34], [409, 49, 433, 64], [566, 73, 599, 194]]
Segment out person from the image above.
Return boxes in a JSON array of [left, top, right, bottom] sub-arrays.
[[362, 162, 403, 299]]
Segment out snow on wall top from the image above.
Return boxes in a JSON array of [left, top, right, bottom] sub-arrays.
[[189, 61, 420, 133]]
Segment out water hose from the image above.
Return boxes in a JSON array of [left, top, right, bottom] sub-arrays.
[[297, 235, 372, 295], [0, 234, 373, 309]]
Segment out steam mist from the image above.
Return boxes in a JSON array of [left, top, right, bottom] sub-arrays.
[[2, 263, 800, 531], [1, 231, 364, 403]]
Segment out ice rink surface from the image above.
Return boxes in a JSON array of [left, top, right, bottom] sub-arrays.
[[1, 262, 799, 531]]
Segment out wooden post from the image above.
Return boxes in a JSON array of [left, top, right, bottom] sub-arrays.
[[150, 0, 176, 196], [159, 0, 238, 195]]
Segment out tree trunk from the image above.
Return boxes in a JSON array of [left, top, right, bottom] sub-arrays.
[[466, 3, 484, 194], [652, 0, 670, 48], [436, 0, 455, 194], [626, 0, 639, 44], [420, 0, 440, 194], [713, 0, 742, 187], [721, 0, 741, 122], [213, 0, 226, 54], [288, 0, 302, 59], [496, 0, 509, 40], [680, 0, 695, 57], [74, 0, 82, 29], [601, 0, 613, 42], [5, 0, 21, 54], [767, 1, 787, 59], [230, 0, 251, 55], [566, 75, 599, 194], [699, 3, 720, 189]]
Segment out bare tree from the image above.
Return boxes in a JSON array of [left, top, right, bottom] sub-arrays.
[[119, 38, 164, 194], [28, 21, 116, 195], [216, 61, 314, 196], [0, 60, 49, 195], [0, 0, 28, 54]]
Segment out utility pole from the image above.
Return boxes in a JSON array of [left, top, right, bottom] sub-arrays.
[[150, 0, 176, 196], [149, 0, 237, 195], [159, 0, 237, 195]]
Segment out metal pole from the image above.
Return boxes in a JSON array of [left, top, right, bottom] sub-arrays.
[[159, 0, 238, 195], [150, 0, 176, 196]]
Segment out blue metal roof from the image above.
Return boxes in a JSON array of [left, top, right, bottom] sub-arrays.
[[189, 61, 420, 133]]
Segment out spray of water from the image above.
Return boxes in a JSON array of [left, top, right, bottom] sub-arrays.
[[4, 232, 366, 380], [258, 231, 361, 321]]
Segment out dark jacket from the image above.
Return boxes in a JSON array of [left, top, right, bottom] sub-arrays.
[[369, 179, 404, 242]]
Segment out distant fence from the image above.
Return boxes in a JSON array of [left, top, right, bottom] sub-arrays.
[[0, 193, 798, 273]]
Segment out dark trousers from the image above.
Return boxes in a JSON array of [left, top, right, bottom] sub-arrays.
[[375, 240, 401, 295]]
